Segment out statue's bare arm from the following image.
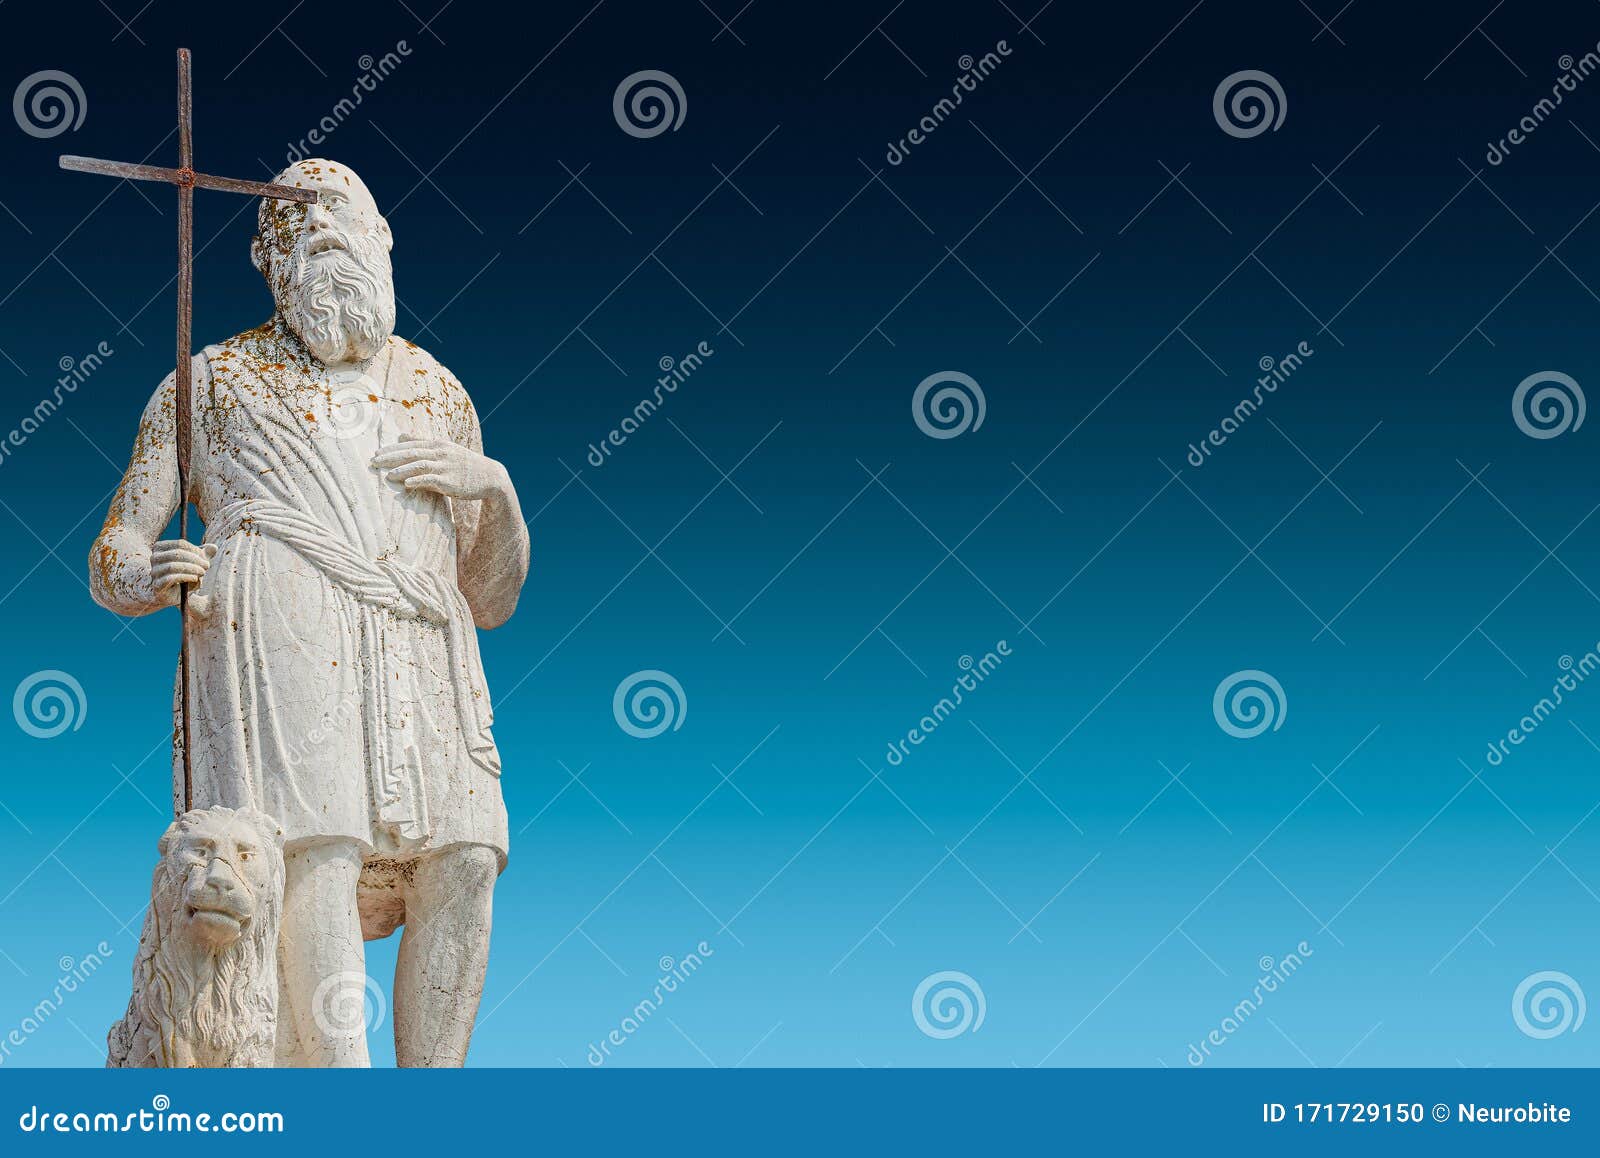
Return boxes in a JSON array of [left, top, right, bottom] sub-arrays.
[[370, 403, 529, 630], [89, 372, 215, 617]]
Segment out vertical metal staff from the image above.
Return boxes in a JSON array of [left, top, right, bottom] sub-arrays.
[[56, 51, 317, 819], [174, 48, 195, 817]]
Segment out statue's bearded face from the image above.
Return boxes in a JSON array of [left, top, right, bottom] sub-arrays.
[[253, 161, 395, 366]]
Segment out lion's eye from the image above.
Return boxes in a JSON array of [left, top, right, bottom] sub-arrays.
[[238, 851, 250, 862]]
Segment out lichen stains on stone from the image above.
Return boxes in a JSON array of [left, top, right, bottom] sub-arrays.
[[359, 856, 418, 891]]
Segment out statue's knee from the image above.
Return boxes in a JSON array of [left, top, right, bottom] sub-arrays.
[[456, 844, 501, 884], [438, 844, 500, 897]]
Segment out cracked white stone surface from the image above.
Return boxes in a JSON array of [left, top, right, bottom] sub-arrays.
[[92, 160, 528, 1067]]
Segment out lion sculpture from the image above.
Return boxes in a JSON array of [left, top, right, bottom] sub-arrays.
[[106, 806, 285, 1068]]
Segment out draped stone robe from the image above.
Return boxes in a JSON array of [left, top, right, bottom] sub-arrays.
[[94, 320, 512, 865]]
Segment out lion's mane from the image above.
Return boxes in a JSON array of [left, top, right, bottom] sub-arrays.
[[106, 807, 284, 1068]]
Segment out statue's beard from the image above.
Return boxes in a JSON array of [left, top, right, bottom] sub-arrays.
[[277, 237, 395, 366]]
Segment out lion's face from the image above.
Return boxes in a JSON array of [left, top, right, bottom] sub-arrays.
[[157, 809, 282, 951]]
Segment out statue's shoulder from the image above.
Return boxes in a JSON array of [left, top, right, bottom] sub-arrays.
[[213, 321, 279, 359], [388, 336, 464, 391], [389, 336, 478, 443], [205, 322, 304, 376]]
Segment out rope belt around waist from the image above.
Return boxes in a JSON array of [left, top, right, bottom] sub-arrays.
[[208, 499, 501, 848], [214, 499, 447, 619]]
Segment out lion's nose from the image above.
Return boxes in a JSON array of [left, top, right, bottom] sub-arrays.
[[202, 857, 240, 893]]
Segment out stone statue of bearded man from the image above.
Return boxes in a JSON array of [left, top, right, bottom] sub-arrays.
[[90, 160, 528, 1067]]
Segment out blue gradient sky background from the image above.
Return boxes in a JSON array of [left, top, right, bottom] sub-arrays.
[[1, 0, 1599, 1068]]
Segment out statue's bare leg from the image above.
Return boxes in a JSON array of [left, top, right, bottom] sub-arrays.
[[275, 839, 370, 1067], [393, 843, 499, 1067]]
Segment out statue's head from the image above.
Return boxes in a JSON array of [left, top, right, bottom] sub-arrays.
[[155, 805, 283, 951], [252, 160, 395, 366]]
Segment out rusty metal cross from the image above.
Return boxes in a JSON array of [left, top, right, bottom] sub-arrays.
[[58, 48, 317, 815]]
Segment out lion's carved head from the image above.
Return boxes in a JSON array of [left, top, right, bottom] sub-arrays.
[[107, 806, 285, 1068], [159, 806, 281, 950]]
